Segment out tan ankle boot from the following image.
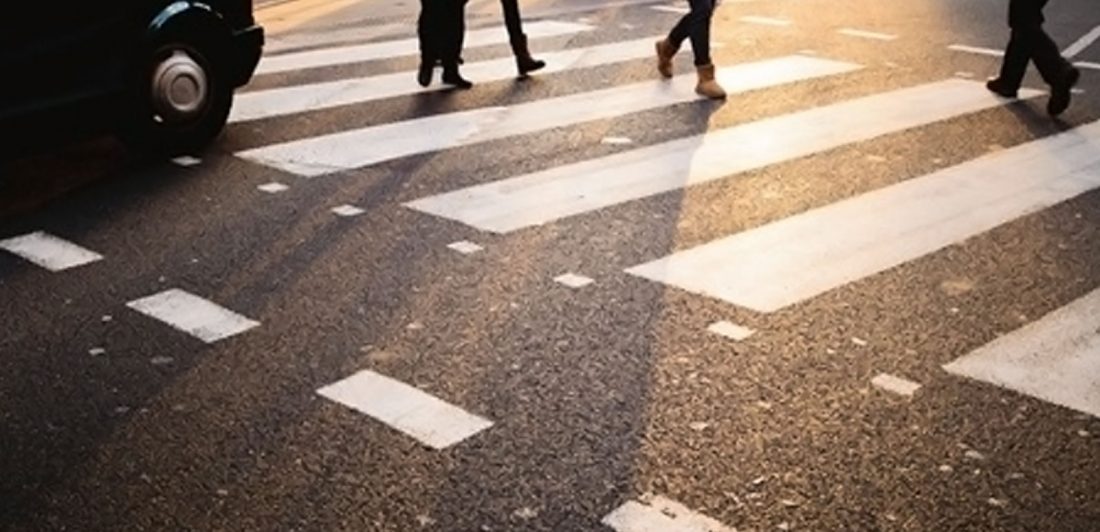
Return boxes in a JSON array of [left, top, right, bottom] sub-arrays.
[[655, 39, 677, 78], [695, 64, 726, 99]]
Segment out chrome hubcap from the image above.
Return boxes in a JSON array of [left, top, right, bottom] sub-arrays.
[[151, 50, 208, 123]]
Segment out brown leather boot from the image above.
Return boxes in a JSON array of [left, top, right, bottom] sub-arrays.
[[655, 38, 677, 78], [695, 64, 726, 99]]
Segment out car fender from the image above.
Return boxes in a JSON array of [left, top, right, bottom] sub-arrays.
[[146, 1, 234, 53]]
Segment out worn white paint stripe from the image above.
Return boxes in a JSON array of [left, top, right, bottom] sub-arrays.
[[944, 287, 1100, 418], [0, 232, 103, 271], [255, 20, 593, 75], [1076, 61, 1100, 71], [232, 37, 664, 122], [740, 16, 792, 27], [651, 5, 689, 14], [408, 79, 1034, 234], [602, 494, 735, 532], [627, 117, 1100, 314], [872, 373, 922, 396], [837, 28, 898, 41], [238, 55, 860, 177], [708, 321, 755, 341], [1063, 25, 1100, 58], [948, 44, 1005, 57], [317, 369, 493, 449], [127, 289, 260, 343]]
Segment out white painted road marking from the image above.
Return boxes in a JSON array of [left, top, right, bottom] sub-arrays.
[[626, 117, 1099, 313], [409, 79, 1033, 234], [708, 321, 755, 341], [258, 182, 289, 193], [0, 232, 103, 272], [650, 5, 689, 14], [238, 55, 861, 177], [127, 289, 260, 343], [872, 373, 922, 396], [447, 240, 484, 254], [602, 494, 735, 532], [331, 204, 365, 216], [555, 273, 594, 288], [740, 16, 792, 27], [944, 287, 1100, 418], [948, 44, 1005, 57], [255, 21, 592, 75], [171, 155, 202, 167], [317, 369, 493, 449], [837, 28, 898, 41], [1076, 61, 1100, 71], [232, 37, 665, 122], [1063, 25, 1100, 58]]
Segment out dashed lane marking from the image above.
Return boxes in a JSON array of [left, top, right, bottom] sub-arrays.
[[317, 369, 494, 449], [0, 232, 103, 272], [126, 289, 260, 344]]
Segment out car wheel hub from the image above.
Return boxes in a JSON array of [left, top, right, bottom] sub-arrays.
[[151, 50, 208, 123]]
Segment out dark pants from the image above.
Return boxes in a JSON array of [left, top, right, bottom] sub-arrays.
[[998, 0, 1073, 88], [668, 0, 716, 66], [501, 0, 524, 44], [419, 0, 468, 68]]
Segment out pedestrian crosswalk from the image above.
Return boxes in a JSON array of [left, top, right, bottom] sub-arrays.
[[3, 7, 1099, 530], [223, 16, 1100, 437]]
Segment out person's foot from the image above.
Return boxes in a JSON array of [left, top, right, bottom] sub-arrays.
[[442, 69, 474, 89], [417, 60, 434, 87], [985, 78, 1018, 99], [655, 39, 677, 79], [511, 36, 546, 77], [516, 56, 546, 77], [1047, 66, 1080, 117], [695, 64, 727, 100]]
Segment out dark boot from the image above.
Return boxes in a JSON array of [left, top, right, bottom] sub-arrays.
[[1047, 66, 1080, 117], [442, 65, 473, 89], [512, 35, 545, 76], [417, 57, 435, 87], [985, 78, 1018, 99]]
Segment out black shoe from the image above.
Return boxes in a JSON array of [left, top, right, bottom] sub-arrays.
[[985, 78, 1018, 99], [417, 60, 434, 87], [1047, 67, 1080, 117], [442, 70, 473, 89], [516, 56, 546, 77]]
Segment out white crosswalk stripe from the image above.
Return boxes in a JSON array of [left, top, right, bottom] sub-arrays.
[[407, 80, 1040, 233], [232, 36, 666, 122], [237, 55, 861, 177], [255, 20, 593, 75], [626, 118, 1100, 313], [944, 287, 1100, 419]]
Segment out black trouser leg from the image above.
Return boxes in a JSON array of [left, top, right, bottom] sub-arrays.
[[1026, 27, 1073, 86], [417, 0, 439, 63], [502, 0, 523, 42], [667, 0, 715, 66], [997, 30, 1031, 90], [439, 0, 468, 70]]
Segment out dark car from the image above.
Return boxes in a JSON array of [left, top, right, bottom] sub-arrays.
[[1, 0, 264, 156]]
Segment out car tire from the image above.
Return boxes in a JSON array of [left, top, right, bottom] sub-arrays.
[[117, 30, 233, 158]]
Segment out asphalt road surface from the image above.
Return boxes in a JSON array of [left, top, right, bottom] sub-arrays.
[[2, 0, 1099, 530]]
